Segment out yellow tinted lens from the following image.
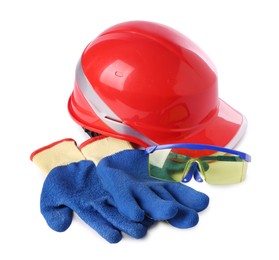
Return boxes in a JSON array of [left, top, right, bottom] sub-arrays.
[[148, 150, 188, 182], [148, 149, 248, 184], [201, 155, 248, 184]]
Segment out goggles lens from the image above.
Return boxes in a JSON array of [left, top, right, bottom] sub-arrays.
[[147, 145, 250, 185]]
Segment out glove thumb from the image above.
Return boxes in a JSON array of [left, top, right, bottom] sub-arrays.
[[40, 196, 73, 232], [40, 179, 74, 232]]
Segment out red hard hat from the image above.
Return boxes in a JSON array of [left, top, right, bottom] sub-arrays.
[[68, 20, 246, 148]]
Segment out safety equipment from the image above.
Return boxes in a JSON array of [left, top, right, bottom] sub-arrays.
[[145, 143, 251, 185], [30, 139, 152, 243], [68, 20, 247, 148], [93, 148, 210, 228]]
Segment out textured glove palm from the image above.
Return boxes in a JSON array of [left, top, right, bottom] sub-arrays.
[[97, 149, 210, 228], [31, 139, 152, 243], [42, 160, 152, 243]]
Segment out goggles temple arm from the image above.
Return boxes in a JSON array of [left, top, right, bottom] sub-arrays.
[[145, 144, 251, 162]]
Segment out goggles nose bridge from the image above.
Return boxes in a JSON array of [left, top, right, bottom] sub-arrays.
[[182, 159, 204, 183]]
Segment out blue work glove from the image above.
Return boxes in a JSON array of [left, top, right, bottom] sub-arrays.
[[31, 139, 152, 243], [97, 149, 210, 228]]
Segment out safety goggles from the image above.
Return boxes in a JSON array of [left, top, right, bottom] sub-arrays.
[[145, 144, 251, 185]]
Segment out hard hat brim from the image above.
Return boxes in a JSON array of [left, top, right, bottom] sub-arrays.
[[180, 98, 247, 149]]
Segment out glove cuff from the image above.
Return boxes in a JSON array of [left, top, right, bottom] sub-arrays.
[[30, 138, 85, 174], [80, 136, 134, 165]]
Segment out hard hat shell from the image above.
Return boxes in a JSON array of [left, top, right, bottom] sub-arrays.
[[68, 21, 246, 148]]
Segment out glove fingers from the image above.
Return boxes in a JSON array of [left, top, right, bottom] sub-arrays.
[[113, 192, 145, 222], [77, 209, 123, 244], [150, 185, 176, 201], [142, 216, 155, 228], [40, 202, 73, 232], [148, 186, 200, 228], [94, 201, 148, 239], [135, 187, 178, 221], [41, 193, 123, 243], [167, 207, 199, 228], [164, 183, 209, 212]]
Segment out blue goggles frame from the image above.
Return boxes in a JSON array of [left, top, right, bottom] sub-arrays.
[[145, 143, 251, 184], [145, 143, 251, 162]]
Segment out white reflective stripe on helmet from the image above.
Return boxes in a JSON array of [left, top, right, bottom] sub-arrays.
[[75, 59, 157, 146]]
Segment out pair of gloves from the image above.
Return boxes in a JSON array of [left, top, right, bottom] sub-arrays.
[[30, 136, 209, 243]]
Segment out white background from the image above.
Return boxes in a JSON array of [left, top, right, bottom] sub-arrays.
[[1, 0, 278, 259]]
